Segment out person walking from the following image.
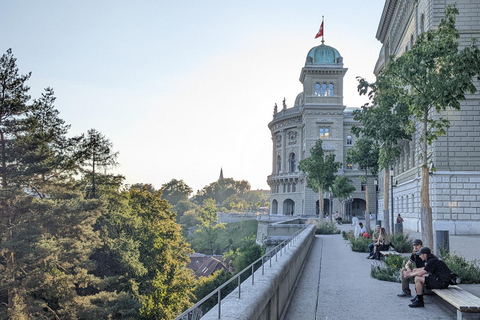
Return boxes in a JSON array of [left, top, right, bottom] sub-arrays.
[[351, 213, 360, 237]]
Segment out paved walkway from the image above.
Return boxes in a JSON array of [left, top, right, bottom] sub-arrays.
[[283, 223, 480, 320]]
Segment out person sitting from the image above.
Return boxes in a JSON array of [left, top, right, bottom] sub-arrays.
[[362, 232, 370, 238], [397, 239, 425, 297], [408, 247, 452, 308], [366, 225, 381, 258], [359, 222, 366, 235], [370, 227, 390, 260], [334, 211, 342, 224]]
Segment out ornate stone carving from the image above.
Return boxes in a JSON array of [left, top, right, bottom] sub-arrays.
[[287, 130, 297, 145], [276, 134, 282, 148]]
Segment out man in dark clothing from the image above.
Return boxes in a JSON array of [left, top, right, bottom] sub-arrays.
[[408, 247, 452, 308], [397, 239, 425, 297]]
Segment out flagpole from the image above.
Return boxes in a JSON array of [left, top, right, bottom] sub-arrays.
[[321, 16, 324, 44]]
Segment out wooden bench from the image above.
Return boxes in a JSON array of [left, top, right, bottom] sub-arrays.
[[432, 285, 480, 320]]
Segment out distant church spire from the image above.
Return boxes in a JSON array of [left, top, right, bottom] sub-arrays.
[[219, 168, 224, 180]]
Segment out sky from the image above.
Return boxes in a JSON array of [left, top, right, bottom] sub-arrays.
[[1, 1, 385, 194]]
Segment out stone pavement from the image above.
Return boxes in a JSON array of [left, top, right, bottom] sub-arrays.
[[283, 222, 480, 320]]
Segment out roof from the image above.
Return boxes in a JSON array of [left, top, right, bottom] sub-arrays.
[[187, 253, 229, 278]]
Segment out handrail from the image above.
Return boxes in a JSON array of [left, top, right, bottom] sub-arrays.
[[175, 225, 308, 320]]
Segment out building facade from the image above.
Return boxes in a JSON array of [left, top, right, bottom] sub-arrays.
[[267, 44, 376, 218], [375, 0, 480, 234]]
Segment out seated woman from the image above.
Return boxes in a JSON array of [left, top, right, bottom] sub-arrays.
[[370, 227, 391, 260]]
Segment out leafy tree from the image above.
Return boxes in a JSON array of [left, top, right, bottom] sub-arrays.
[[77, 129, 119, 199], [193, 198, 225, 254], [353, 74, 411, 233], [298, 139, 341, 217], [194, 178, 250, 205], [332, 175, 355, 218], [130, 182, 156, 194], [346, 136, 379, 231], [173, 199, 199, 223], [374, 5, 480, 246], [160, 178, 192, 206]]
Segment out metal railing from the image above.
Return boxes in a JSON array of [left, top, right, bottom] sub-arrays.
[[175, 226, 309, 320]]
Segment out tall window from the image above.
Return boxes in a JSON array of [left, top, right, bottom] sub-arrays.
[[420, 13, 425, 34], [346, 163, 353, 170], [289, 153, 296, 172], [320, 128, 324, 139], [361, 181, 366, 191], [319, 128, 330, 139], [315, 83, 321, 96], [277, 156, 281, 173], [328, 83, 334, 96], [325, 128, 330, 139], [346, 135, 352, 145], [321, 83, 327, 96]]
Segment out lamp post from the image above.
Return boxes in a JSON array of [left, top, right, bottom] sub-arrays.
[[390, 167, 395, 235], [374, 178, 378, 223]]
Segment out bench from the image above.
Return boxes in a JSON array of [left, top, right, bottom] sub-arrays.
[[432, 285, 480, 320]]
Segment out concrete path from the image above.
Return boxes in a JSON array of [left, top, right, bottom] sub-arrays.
[[283, 222, 480, 320]]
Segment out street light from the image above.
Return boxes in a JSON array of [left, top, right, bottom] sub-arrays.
[[390, 167, 394, 235]]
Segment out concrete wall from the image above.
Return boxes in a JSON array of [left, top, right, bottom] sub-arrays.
[[218, 212, 259, 224], [202, 224, 315, 320]]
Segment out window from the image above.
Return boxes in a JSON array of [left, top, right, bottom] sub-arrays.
[[320, 128, 330, 139], [289, 153, 296, 172], [321, 83, 327, 96], [315, 83, 321, 96], [325, 128, 330, 139], [277, 156, 281, 173], [420, 14, 425, 34], [361, 181, 366, 191], [347, 163, 353, 170], [328, 83, 334, 96], [346, 135, 352, 145], [320, 128, 324, 139], [292, 183, 296, 192]]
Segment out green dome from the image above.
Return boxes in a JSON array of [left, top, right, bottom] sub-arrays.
[[306, 44, 342, 65]]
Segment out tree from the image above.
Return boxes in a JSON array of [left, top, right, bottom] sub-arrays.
[[193, 178, 251, 205], [298, 139, 341, 217], [160, 178, 192, 206], [332, 175, 355, 219], [194, 198, 225, 254], [353, 74, 411, 234], [77, 129, 119, 199], [346, 136, 379, 231], [375, 5, 480, 247]]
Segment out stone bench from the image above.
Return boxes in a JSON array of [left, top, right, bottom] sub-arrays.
[[432, 285, 480, 320]]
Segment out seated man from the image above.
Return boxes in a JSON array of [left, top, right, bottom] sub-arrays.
[[334, 211, 342, 224], [397, 239, 425, 297], [407, 247, 452, 308], [366, 225, 381, 258], [359, 222, 366, 235]]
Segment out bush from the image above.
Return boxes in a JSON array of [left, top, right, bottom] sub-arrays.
[[342, 230, 352, 240], [315, 221, 340, 235], [441, 250, 480, 284], [348, 236, 371, 252], [371, 254, 409, 282], [390, 233, 413, 253]]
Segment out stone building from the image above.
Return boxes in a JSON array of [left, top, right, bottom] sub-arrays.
[[266, 43, 376, 218], [375, 0, 480, 234]]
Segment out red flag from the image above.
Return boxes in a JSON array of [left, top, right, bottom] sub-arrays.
[[315, 22, 324, 39]]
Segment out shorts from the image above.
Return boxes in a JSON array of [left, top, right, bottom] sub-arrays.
[[425, 275, 449, 289]]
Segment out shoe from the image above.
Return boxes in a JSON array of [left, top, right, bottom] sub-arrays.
[[408, 300, 424, 308], [410, 295, 418, 302], [397, 291, 411, 297], [366, 255, 372, 259]]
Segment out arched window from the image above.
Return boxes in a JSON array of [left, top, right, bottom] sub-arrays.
[[328, 83, 334, 96], [289, 153, 296, 172], [410, 34, 414, 48], [420, 13, 425, 34], [315, 83, 321, 96], [347, 135, 352, 145], [277, 156, 281, 173], [321, 83, 327, 96], [319, 128, 330, 139], [319, 128, 324, 139], [325, 128, 330, 139]]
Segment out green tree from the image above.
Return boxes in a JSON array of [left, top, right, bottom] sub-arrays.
[[374, 5, 480, 247], [193, 178, 251, 205], [346, 136, 379, 231], [298, 139, 341, 217], [332, 175, 355, 219], [193, 198, 225, 254], [173, 199, 199, 223], [77, 128, 119, 199], [160, 178, 192, 206]]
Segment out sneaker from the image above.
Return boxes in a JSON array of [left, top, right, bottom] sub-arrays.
[[408, 300, 424, 308], [397, 291, 411, 297], [366, 255, 372, 259]]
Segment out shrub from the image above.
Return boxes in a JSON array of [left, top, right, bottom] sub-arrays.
[[315, 221, 340, 235], [370, 254, 409, 282], [342, 230, 352, 240], [390, 233, 413, 253], [441, 250, 480, 284], [349, 236, 371, 252]]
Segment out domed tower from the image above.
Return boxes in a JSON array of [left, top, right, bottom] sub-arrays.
[[267, 43, 348, 217]]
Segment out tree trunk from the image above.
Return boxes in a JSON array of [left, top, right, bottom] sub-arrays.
[[384, 169, 390, 234], [421, 165, 434, 248], [318, 188, 324, 218], [365, 184, 370, 232]]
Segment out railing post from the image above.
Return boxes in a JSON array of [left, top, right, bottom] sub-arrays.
[[252, 264, 255, 285], [262, 257, 264, 275], [218, 290, 221, 319], [238, 275, 241, 299]]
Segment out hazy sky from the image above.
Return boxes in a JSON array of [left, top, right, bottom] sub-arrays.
[[1, 1, 385, 194]]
